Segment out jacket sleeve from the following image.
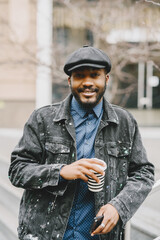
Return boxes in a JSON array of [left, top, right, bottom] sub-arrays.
[[8, 110, 68, 196], [109, 120, 154, 227]]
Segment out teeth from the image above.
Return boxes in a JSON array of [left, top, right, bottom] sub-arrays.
[[82, 92, 95, 96], [83, 92, 94, 94], [83, 91, 95, 93]]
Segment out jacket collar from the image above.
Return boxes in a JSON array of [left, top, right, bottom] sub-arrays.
[[53, 94, 72, 122], [53, 94, 119, 125], [102, 98, 119, 125]]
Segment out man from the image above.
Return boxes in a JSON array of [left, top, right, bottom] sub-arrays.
[[9, 46, 154, 240]]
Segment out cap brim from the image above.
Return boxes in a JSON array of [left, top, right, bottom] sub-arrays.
[[67, 63, 106, 74]]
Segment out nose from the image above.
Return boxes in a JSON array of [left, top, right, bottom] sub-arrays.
[[82, 76, 94, 87]]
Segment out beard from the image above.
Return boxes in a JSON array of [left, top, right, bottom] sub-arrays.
[[70, 82, 106, 109]]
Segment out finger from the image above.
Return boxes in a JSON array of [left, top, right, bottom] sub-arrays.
[[91, 165, 105, 176], [92, 216, 118, 236], [91, 221, 106, 236], [76, 166, 100, 183], [78, 158, 106, 168], [76, 165, 101, 183], [76, 170, 89, 182], [101, 220, 115, 234], [78, 161, 105, 176], [88, 172, 101, 183], [91, 219, 114, 236]]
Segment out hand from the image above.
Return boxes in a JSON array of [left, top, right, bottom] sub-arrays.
[[91, 204, 119, 236], [60, 158, 105, 183]]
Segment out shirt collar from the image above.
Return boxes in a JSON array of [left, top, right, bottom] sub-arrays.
[[71, 96, 103, 118]]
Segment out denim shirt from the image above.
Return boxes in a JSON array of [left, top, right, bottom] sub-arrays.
[[63, 97, 103, 240]]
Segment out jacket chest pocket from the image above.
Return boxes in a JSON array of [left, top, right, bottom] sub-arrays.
[[45, 142, 71, 164], [106, 142, 131, 197]]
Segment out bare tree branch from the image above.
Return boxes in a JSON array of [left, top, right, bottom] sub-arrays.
[[145, 0, 160, 6]]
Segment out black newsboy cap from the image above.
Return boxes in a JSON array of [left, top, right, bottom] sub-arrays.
[[64, 46, 111, 75]]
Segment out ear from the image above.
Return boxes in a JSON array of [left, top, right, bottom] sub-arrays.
[[105, 74, 109, 84], [68, 76, 71, 86]]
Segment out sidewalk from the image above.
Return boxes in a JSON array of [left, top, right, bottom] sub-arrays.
[[0, 128, 22, 240]]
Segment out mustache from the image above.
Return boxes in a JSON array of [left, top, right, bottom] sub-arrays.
[[77, 87, 98, 93]]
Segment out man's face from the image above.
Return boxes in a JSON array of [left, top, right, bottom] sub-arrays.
[[68, 67, 109, 108]]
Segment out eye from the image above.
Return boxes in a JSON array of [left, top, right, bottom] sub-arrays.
[[74, 73, 84, 79], [91, 72, 100, 78]]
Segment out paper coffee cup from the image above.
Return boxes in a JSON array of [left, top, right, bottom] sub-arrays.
[[88, 159, 107, 192]]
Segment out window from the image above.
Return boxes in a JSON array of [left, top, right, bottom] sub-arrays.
[[55, 27, 70, 47]]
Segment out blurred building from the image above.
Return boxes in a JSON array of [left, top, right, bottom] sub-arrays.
[[0, 0, 36, 128], [0, 0, 160, 128]]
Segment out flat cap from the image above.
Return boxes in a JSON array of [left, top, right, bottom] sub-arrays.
[[64, 46, 111, 75]]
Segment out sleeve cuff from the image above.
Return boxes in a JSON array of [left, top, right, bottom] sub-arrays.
[[108, 198, 130, 228]]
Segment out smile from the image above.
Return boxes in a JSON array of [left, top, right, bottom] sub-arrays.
[[81, 91, 96, 97]]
